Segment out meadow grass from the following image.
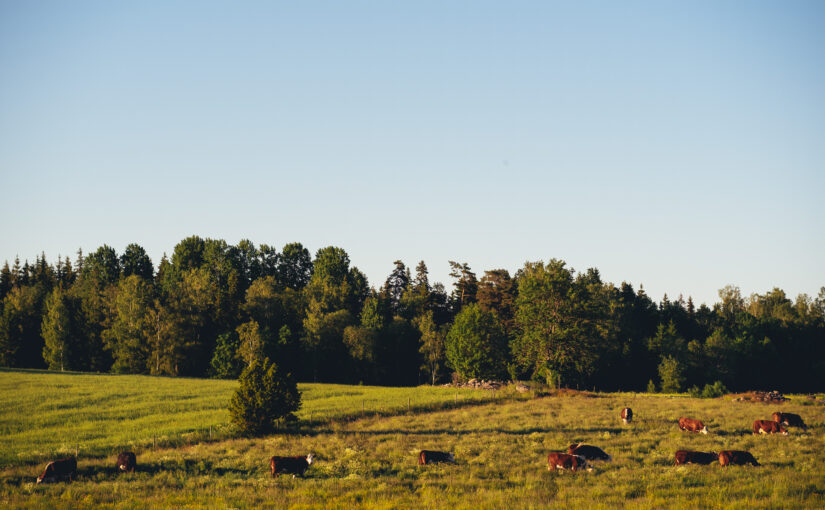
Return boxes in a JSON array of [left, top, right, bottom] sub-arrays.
[[0, 369, 503, 467], [1, 369, 824, 508]]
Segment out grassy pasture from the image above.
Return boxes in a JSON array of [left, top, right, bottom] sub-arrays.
[[0, 369, 502, 467], [1, 370, 824, 509]]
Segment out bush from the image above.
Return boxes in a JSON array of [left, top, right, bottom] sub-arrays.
[[658, 356, 685, 393], [689, 381, 728, 399], [646, 379, 657, 393], [229, 357, 301, 436]]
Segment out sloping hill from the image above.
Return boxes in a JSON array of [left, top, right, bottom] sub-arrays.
[[1, 370, 824, 509], [0, 369, 499, 467]]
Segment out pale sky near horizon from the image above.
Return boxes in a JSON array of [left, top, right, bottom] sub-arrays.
[[1, 1, 823, 306]]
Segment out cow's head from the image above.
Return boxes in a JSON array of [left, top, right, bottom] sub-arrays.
[[700, 426, 708, 434], [306, 454, 314, 465], [448, 453, 455, 462], [780, 426, 789, 436], [36, 464, 53, 484]]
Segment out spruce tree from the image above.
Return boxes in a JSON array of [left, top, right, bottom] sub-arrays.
[[41, 288, 74, 371], [229, 357, 300, 436]]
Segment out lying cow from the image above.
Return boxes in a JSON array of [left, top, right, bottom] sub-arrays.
[[567, 443, 612, 462], [621, 407, 633, 425], [773, 412, 807, 430], [116, 451, 137, 473], [36, 458, 77, 484], [674, 450, 717, 465], [418, 450, 455, 465], [718, 450, 759, 467], [547, 452, 593, 472], [678, 417, 708, 434], [753, 419, 788, 435], [270, 454, 314, 478]]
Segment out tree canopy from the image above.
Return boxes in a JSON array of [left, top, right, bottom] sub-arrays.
[[0, 239, 822, 392]]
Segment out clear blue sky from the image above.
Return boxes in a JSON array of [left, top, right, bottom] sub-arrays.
[[1, 1, 823, 306]]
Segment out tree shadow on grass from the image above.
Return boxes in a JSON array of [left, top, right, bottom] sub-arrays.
[[288, 397, 523, 434], [287, 426, 561, 437], [70, 460, 251, 481]]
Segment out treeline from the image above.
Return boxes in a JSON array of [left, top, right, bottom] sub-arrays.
[[1, 236, 823, 392]]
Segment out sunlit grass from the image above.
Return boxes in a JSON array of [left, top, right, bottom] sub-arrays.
[[0, 369, 503, 467], [1, 369, 824, 508]]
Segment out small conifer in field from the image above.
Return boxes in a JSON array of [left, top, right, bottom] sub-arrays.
[[229, 357, 300, 436]]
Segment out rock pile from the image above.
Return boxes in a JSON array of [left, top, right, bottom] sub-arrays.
[[732, 390, 789, 403], [444, 379, 506, 391]]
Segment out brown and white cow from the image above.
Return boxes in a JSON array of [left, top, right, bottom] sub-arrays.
[[116, 451, 136, 473], [753, 419, 788, 435], [567, 443, 612, 462], [418, 450, 455, 465], [678, 417, 708, 434], [674, 450, 717, 465], [270, 454, 314, 478], [621, 408, 633, 425], [36, 458, 77, 484], [773, 412, 807, 430], [547, 452, 593, 472], [718, 450, 759, 467]]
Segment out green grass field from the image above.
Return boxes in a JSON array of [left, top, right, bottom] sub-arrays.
[[1, 369, 824, 509]]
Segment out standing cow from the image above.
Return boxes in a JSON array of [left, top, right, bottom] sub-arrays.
[[547, 452, 593, 472], [567, 444, 612, 462], [621, 408, 633, 425], [753, 420, 788, 435], [270, 454, 314, 478], [718, 450, 759, 467], [116, 452, 137, 473], [418, 450, 455, 465], [773, 412, 807, 431], [36, 458, 77, 484], [678, 417, 708, 434]]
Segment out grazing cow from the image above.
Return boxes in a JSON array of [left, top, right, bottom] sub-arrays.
[[270, 454, 314, 478], [621, 407, 633, 425], [674, 450, 717, 466], [753, 419, 788, 435], [547, 452, 593, 472], [36, 458, 77, 484], [116, 452, 137, 473], [678, 417, 708, 434], [567, 443, 612, 462], [773, 412, 807, 430], [418, 450, 455, 465], [718, 450, 759, 467]]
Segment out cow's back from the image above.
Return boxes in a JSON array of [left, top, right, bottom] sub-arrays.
[[270, 456, 308, 477]]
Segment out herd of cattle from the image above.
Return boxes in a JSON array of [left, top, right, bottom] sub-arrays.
[[34, 407, 809, 482]]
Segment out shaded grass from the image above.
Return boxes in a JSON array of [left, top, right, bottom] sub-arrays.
[[1, 370, 824, 508]]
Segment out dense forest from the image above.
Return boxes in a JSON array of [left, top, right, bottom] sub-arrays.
[[1, 236, 823, 392]]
